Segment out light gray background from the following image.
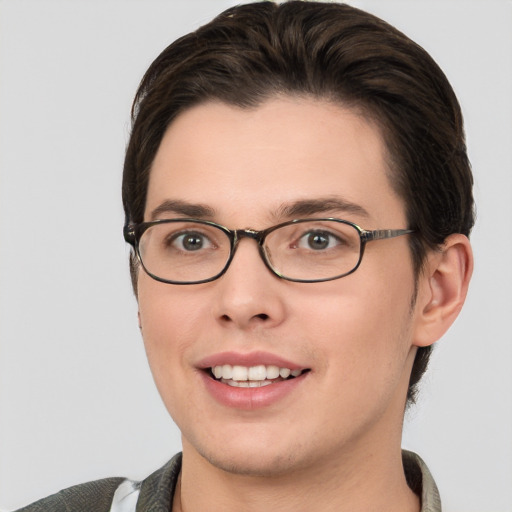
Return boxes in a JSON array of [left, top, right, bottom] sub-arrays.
[[1, 1, 511, 510]]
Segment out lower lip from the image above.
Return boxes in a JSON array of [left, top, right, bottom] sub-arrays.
[[200, 371, 308, 410]]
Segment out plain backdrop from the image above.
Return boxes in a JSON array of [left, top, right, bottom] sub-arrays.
[[0, 1, 511, 511]]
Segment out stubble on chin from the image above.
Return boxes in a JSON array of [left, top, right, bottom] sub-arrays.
[[189, 439, 309, 479]]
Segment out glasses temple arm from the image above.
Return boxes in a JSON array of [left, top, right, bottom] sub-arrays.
[[123, 225, 136, 245], [362, 229, 414, 242]]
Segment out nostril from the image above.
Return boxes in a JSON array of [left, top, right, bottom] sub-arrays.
[[219, 312, 270, 324]]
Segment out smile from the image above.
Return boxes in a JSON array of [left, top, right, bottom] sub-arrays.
[[210, 364, 307, 388]]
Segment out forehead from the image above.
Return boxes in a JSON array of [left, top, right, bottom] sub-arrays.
[[146, 97, 405, 226]]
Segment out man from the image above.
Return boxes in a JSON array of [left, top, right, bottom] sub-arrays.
[[16, 1, 473, 511]]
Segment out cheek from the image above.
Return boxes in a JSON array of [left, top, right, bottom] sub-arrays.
[[300, 262, 416, 376], [137, 279, 205, 372], [136, 280, 211, 423]]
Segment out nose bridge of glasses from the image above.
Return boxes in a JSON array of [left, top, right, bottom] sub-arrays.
[[230, 228, 273, 272], [233, 228, 265, 244]]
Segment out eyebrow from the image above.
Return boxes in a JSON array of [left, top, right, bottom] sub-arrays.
[[274, 197, 370, 220], [149, 199, 216, 220], [149, 196, 370, 223]]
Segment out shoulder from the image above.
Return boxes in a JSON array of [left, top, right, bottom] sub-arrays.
[[135, 453, 182, 510], [14, 454, 183, 512], [14, 477, 125, 512], [402, 450, 442, 512]]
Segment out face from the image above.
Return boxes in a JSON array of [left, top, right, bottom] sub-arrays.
[[138, 97, 421, 477]]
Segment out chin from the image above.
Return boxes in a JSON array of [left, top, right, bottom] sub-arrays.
[[181, 427, 312, 478], [198, 446, 304, 477]]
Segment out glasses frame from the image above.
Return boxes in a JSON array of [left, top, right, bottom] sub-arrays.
[[123, 218, 414, 285]]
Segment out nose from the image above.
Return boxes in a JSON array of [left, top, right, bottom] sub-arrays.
[[211, 238, 286, 330]]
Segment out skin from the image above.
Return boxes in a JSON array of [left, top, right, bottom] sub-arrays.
[[137, 97, 472, 512]]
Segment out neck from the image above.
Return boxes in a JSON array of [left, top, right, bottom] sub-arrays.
[[174, 439, 420, 512]]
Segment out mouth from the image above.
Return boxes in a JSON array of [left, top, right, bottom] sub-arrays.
[[198, 353, 310, 408], [207, 364, 310, 388]]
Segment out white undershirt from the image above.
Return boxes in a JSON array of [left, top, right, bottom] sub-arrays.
[[109, 479, 140, 512]]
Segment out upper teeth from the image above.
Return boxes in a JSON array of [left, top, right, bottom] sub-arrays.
[[212, 364, 302, 381]]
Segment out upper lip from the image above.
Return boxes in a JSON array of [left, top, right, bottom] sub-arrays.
[[197, 351, 306, 371]]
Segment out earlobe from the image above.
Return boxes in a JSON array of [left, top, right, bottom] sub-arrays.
[[413, 234, 473, 347]]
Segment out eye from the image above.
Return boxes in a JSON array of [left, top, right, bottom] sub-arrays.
[[297, 230, 342, 251], [170, 231, 213, 251]]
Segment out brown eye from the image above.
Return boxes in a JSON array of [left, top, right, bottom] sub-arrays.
[[170, 232, 212, 251], [307, 232, 329, 250], [181, 233, 204, 251], [298, 230, 341, 250]]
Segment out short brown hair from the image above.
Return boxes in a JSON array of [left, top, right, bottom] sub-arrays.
[[122, 1, 475, 403]]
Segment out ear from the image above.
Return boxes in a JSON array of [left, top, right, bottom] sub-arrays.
[[413, 234, 473, 347], [138, 310, 142, 331]]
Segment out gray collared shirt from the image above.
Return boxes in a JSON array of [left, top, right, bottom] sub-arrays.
[[16, 450, 441, 511], [110, 450, 441, 512]]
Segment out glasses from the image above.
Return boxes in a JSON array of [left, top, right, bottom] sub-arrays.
[[123, 218, 413, 285]]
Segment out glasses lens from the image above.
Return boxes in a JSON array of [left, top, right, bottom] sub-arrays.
[[138, 221, 231, 283], [264, 220, 361, 281]]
